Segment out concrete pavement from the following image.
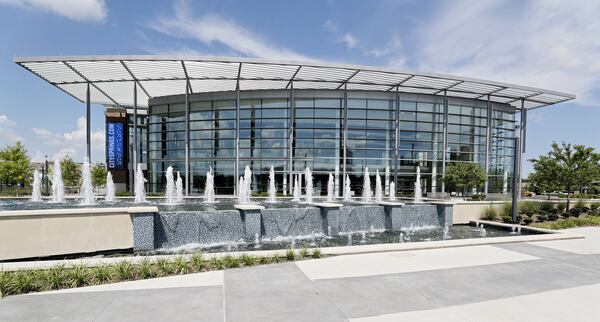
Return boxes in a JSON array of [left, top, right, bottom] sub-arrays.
[[1, 227, 600, 322]]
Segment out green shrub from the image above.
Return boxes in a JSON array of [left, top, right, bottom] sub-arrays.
[[173, 256, 191, 274], [470, 194, 486, 201], [156, 258, 174, 276], [190, 253, 206, 271], [574, 199, 586, 210], [9, 270, 38, 295], [90, 265, 111, 285], [240, 254, 256, 267], [523, 216, 533, 225], [66, 265, 89, 288], [211, 257, 226, 270], [501, 215, 513, 223], [548, 213, 560, 221], [285, 248, 296, 261], [533, 216, 600, 230], [311, 248, 322, 259], [299, 248, 309, 258], [223, 255, 240, 268], [539, 202, 555, 214], [0, 271, 8, 297], [271, 251, 284, 263], [112, 261, 134, 281], [557, 202, 567, 212], [43, 265, 67, 290], [590, 202, 600, 211], [137, 259, 154, 279], [501, 202, 513, 217], [258, 256, 270, 265], [518, 201, 540, 216], [570, 208, 582, 217], [482, 206, 498, 220], [538, 214, 548, 222]]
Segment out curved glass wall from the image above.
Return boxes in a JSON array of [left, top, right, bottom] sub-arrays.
[[147, 90, 516, 196]]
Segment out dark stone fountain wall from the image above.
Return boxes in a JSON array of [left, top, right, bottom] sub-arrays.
[[132, 203, 454, 251]]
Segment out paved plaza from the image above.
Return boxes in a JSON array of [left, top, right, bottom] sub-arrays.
[[2, 227, 600, 322]]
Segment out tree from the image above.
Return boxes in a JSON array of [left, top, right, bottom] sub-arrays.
[[528, 155, 561, 199], [91, 163, 107, 189], [0, 141, 32, 187], [529, 142, 600, 209], [442, 162, 486, 196], [60, 156, 81, 189]]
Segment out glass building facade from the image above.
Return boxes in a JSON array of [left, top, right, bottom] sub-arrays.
[[146, 90, 516, 196]]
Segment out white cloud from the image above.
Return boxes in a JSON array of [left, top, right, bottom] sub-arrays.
[[340, 33, 359, 49], [0, 114, 22, 145], [367, 32, 407, 68], [150, 1, 308, 61], [32, 117, 104, 161], [0, 0, 107, 22], [412, 0, 600, 105]]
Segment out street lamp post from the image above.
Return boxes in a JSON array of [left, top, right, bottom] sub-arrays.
[[44, 155, 49, 195]]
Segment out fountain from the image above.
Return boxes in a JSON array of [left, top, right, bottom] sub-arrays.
[[237, 165, 252, 204], [165, 166, 176, 205], [51, 159, 64, 203], [362, 166, 372, 203], [176, 172, 183, 203], [343, 175, 352, 202], [79, 157, 95, 205], [134, 163, 147, 203], [304, 167, 313, 203], [326, 173, 335, 202], [414, 165, 423, 203], [253, 233, 260, 249], [105, 172, 115, 202], [375, 169, 383, 202], [204, 167, 216, 203], [389, 181, 396, 201], [267, 165, 277, 203], [31, 169, 42, 202], [292, 174, 301, 202]]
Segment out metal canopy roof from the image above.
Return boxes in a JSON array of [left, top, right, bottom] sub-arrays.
[[14, 55, 575, 110]]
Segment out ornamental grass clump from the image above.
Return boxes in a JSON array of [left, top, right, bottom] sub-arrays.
[[299, 248, 309, 258], [285, 248, 296, 261], [155, 258, 174, 277], [112, 260, 134, 281], [311, 248, 322, 258], [190, 253, 206, 271], [43, 265, 67, 290], [66, 265, 89, 288], [90, 264, 111, 285], [137, 259, 154, 279], [222, 255, 240, 268], [482, 205, 498, 220], [240, 253, 256, 267], [173, 256, 191, 274]]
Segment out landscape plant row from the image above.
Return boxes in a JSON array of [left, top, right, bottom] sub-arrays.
[[482, 200, 600, 226], [0, 248, 322, 298]]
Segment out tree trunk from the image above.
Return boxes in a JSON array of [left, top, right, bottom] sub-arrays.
[[566, 191, 571, 211]]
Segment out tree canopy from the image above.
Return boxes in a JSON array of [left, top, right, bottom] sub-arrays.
[[528, 142, 600, 208], [442, 162, 486, 196], [59, 156, 81, 188], [91, 163, 107, 188], [0, 141, 32, 187]]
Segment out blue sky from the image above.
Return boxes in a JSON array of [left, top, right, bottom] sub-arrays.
[[0, 0, 598, 175]]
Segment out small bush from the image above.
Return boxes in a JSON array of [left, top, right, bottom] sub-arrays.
[[223, 255, 240, 268], [482, 206, 498, 220], [523, 216, 533, 225], [570, 207, 582, 217], [533, 216, 600, 230], [90, 265, 111, 285], [470, 194, 486, 201], [137, 259, 154, 279], [190, 253, 206, 271], [9, 270, 38, 295], [299, 248, 309, 258], [312, 248, 322, 259], [271, 251, 284, 263], [156, 258, 174, 276], [539, 202, 555, 214], [501, 215, 513, 223], [557, 202, 567, 212], [240, 254, 256, 267], [112, 261, 134, 281], [501, 202, 513, 217], [538, 214, 548, 222], [66, 265, 89, 288], [518, 201, 540, 216], [173, 256, 191, 274], [285, 248, 296, 261], [574, 199, 587, 210], [0, 271, 8, 297], [43, 265, 67, 290], [258, 256, 270, 265], [211, 257, 226, 270], [548, 213, 560, 221], [590, 202, 600, 212]]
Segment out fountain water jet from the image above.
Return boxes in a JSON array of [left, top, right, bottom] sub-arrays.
[[80, 157, 95, 205], [31, 169, 42, 202], [389, 181, 396, 201], [134, 164, 147, 203], [304, 167, 313, 203], [326, 173, 335, 202], [105, 172, 115, 202], [237, 165, 252, 204], [414, 165, 423, 203], [165, 166, 176, 205], [51, 159, 64, 203], [176, 172, 183, 203], [267, 165, 277, 203], [375, 170, 383, 202], [343, 175, 352, 202], [292, 174, 301, 202], [362, 166, 372, 203], [204, 167, 216, 203]]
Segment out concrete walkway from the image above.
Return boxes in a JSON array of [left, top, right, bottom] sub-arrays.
[[2, 227, 600, 322]]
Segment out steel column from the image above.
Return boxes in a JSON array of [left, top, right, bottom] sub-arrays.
[[132, 82, 138, 193], [484, 95, 492, 195], [185, 79, 190, 196], [342, 83, 348, 194], [288, 81, 295, 195], [86, 82, 91, 162], [512, 136, 521, 222], [518, 99, 527, 199], [394, 86, 400, 190], [234, 79, 240, 196], [441, 91, 449, 193]]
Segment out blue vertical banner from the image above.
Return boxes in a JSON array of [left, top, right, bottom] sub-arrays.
[[106, 122, 124, 170]]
